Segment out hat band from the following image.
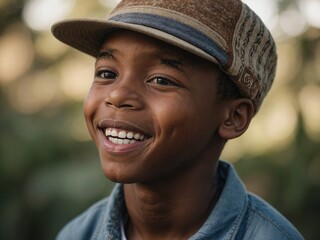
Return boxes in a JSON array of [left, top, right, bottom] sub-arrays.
[[109, 12, 228, 65]]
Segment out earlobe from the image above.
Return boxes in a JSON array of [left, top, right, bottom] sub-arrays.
[[218, 99, 254, 140]]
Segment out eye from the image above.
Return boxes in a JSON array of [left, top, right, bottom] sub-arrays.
[[96, 70, 118, 79], [148, 77, 178, 86]]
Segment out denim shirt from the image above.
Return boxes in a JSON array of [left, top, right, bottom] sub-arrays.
[[56, 161, 304, 240]]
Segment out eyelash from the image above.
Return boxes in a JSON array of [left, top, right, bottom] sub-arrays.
[[148, 77, 179, 86], [95, 70, 180, 87], [96, 70, 118, 79]]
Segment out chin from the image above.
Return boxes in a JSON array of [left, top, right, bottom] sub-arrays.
[[100, 162, 138, 184]]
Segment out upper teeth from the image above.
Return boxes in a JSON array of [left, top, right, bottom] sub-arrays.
[[105, 128, 145, 141]]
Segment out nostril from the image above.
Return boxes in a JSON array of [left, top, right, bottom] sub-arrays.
[[105, 101, 113, 107], [119, 103, 134, 108], [105, 100, 134, 109], [104, 86, 143, 110]]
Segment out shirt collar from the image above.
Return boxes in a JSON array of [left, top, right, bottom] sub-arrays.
[[102, 183, 126, 239], [190, 161, 248, 239]]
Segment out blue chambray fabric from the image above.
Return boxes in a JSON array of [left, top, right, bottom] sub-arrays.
[[56, 161, 304, 240]]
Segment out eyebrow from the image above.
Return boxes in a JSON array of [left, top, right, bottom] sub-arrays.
[[160, 58, 184, 71], [97, 49, 116, 60], [96, 48, 186, 72]]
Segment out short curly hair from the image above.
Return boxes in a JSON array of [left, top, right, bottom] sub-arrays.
[[217, 71, 241, 100]]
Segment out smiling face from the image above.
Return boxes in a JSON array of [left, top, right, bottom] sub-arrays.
[[84, 30, 231, 183]]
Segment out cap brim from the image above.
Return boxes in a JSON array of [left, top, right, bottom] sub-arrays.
[[51, 18, 219, 64]]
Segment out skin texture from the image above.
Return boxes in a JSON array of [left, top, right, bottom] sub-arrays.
[[83, 30, 254, 239]]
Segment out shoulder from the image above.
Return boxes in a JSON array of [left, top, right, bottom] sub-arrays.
[[213, 161, 304, 240], [239, 193, 304, 240], [56, 197, 110, 240]]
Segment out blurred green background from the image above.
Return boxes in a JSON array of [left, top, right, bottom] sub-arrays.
[[0, 0, 319, 239]]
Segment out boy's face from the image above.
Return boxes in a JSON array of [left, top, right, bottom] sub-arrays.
[[84, 30, 230, 183]]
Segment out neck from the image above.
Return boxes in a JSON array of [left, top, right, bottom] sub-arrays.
[[124, 152, 222, 240]]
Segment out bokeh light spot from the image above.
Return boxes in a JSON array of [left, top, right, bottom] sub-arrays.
[[22, 0, 75, 31], [299, 85, 320, 141], [35, 33, 68, 60], [279, 8, 307, 37], [302, 0, 320, 28], [0, 24, 34, 84], [59, 56, 94, 101], [98, 0, 121, 9], [8, 71, 58, 114]]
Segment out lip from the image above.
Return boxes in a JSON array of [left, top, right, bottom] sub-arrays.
[[97, 118, 152, 154]]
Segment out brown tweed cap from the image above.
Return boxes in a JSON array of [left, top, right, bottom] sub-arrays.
[[52, 0, 277, 112]]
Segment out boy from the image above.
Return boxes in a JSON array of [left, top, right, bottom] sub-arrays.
[[52, 0, 304, 239]]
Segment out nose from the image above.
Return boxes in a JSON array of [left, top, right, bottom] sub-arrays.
[[104, 79, 143, 110]]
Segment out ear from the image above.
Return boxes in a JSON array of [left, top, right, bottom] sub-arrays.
[[218, 98, 254, 140]]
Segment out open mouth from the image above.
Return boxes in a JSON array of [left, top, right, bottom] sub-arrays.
[[102, 128, 146, 145]]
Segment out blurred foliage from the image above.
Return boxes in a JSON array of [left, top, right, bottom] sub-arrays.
[[0, 0, 319, 239]]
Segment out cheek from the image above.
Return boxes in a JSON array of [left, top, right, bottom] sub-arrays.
[[154, 95, 215, 131], [83, 87, 104, 120], [83, 94, 93, 121], [151, 97, 189, 131], [83, 90, 100, 139], [151, 97, 212, 152]]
